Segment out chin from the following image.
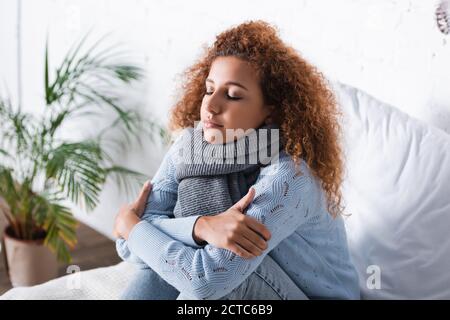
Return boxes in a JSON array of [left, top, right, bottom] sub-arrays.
[[203, 128, 227, 144]]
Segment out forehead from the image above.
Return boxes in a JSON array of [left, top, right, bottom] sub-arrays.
[[208, 56, 259, 86]]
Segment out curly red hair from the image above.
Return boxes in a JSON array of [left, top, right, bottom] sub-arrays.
[[169, 20, 344, 217]]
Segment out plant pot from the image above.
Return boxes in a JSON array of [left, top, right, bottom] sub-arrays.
[[2, 225, 58, 287]]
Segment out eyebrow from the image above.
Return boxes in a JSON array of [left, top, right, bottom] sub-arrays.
[[205, 78, 248, 91]]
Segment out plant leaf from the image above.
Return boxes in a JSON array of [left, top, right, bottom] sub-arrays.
[[45, 141, 106, 211]]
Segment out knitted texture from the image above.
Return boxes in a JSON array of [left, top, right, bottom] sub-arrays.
[[173, 122, 280, 218], [116, 127, 361, 300]]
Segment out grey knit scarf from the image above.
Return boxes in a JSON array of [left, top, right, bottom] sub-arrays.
[[173, 122, 281, 219]]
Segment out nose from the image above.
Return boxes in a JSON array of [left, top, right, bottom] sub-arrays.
[[204, 92, 221, 115], [205, 104, 220, 116]]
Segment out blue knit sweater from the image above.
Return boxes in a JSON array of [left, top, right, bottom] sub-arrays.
[[116, 133, 360, 300]]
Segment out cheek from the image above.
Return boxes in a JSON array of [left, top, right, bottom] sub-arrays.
[[228, 104, 266, 127], [200, 101, 207, 118]]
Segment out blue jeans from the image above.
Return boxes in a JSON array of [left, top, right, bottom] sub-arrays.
[[120, 254, 308, 300]]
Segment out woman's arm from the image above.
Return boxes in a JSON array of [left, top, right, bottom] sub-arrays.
[[117, 130, 271, 266], [124, 159, 318, 299], [116, 133, 204, 267], [192, 188, 272, 258]]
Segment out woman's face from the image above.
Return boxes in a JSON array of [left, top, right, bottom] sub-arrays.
[[200, 56, 273, 144]]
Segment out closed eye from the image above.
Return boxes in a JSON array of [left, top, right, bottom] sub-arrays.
[[205, 91, 242, 101]]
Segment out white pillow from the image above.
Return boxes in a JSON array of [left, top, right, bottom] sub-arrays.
[[334, 82, 450, 299]]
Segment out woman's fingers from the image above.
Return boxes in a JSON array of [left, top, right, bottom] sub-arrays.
[[235, 236, 263, 257], [139, 181, 152, 200], [228, 242, 256, 259], [244, 216, 272, 242], [232, 187, 255, 212], [241, 226, 268, 252], [132, 181, 152, 216]]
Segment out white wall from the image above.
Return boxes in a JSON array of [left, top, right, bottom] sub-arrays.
[[1, 0, 449, 238]]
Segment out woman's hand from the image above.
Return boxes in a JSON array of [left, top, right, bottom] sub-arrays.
[[193, 188, 272, 259], [113, 181, 152, 240]]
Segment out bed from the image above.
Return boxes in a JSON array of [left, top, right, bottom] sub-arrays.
[[2, 82, 450, 299]]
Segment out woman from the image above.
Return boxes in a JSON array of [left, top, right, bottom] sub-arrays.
[[114, 20, 360, 300]]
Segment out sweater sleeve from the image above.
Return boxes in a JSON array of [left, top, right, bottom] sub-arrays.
[[126, 159, 318, 299], [116, 133, 204, 267]]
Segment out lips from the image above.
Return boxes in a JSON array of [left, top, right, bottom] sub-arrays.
[[204, 120, 223, 128]]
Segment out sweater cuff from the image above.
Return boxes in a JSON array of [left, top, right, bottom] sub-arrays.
[[115, 238, 129, 259], [127, 220, 174, 270], [150, 215, 206, 248], [127, 220, 159, 253]]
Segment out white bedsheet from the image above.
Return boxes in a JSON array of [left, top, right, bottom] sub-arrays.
[[2, 82, 450, 300], [1, 261, 135, 300]]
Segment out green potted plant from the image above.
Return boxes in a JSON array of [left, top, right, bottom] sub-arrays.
[[0, 34, 164, 287]]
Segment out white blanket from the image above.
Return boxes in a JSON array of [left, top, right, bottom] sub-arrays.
[[1, 262, 135, 300], [2, 82, 450, 300]]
